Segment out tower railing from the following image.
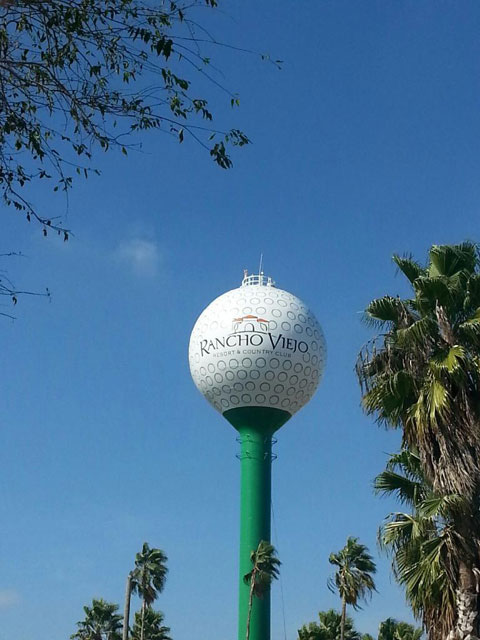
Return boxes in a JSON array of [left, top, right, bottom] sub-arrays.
[[241, 272, 275, 287]]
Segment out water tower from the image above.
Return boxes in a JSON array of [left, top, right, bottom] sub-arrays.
[[189, 271, 326, 640]]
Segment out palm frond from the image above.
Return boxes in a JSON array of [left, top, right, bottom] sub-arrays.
[[464, 274, 480, 310], [385, 448, 423, 480], [458, 309, 480, 346], [364, 296, 404, 326], [428, 243, 478, 278], [418, 494, 467, 519], [413, 276, 454, 313], [380, 514, 416, 548], [362, 372, 416, 428], [429, 345, 466, 375], [392, 254, 426, 284], [374, 470, 423, 506], [427, 378, 451, 423], [395, 316, 437, 349]]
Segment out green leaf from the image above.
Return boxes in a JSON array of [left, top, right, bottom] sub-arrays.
[[428, 243, 477, 278], [392, 254, 425, 283], [365, 296, 403, 324], [413, 276, 452, 310], [374, 469, 422, 505], [418, 494, 466, 518], [429, 345, 465, 375], [428, 379, 450, 422], [395, 316, 437, 348], [458, 310, 480, 344]]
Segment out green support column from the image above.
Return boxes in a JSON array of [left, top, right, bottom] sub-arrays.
[[224, 407, 291, 640], [238, 426, 272, 640]]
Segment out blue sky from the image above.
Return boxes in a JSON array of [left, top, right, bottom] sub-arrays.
[[2, 2, 480, 639]]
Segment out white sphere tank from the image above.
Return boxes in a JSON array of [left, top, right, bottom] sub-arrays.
[[189, 272, 326, 416]]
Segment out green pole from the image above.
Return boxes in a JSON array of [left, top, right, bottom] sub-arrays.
[[224, 407, 291, 640], [238, 425, 272, 640]]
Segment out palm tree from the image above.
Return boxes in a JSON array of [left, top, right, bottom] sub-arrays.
[[379, 618, 423, 640], [357, 243, 480, 638], [328, 537, 376, 640], [131, 607, 171, 640], [130, 543, 168, 640], [298, 620, 328, 640], [375, 448, 459, 640], [71, 599, 123, 640], [394, 622, 423, 640], [243, 540, 281, 640], [298, 609, 360, 640], [378, 618, 399, 640]]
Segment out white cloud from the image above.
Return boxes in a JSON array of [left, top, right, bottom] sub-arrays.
[[0, 589, 20, 609], [116, 238, 160, 276]]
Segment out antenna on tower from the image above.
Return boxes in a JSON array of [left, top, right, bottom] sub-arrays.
[[259, 253, 264, 275]]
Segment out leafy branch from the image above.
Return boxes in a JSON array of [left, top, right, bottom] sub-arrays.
[[0, 0, 262, 231], [0, 252, 50, 317]]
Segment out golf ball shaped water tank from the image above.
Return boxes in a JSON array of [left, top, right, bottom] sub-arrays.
[[189, 273, 326, 416]]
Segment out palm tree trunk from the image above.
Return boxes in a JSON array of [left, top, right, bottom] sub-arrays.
[[246, 568, 257, 640], [140, 599, 146, 640], [453, 560, 479, 640], [449, 513, 480, 640], [123, 572, 133, 640], [340, 596, 346, 640]]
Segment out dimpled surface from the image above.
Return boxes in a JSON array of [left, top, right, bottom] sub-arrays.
[[189, 284, 326, 415]]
